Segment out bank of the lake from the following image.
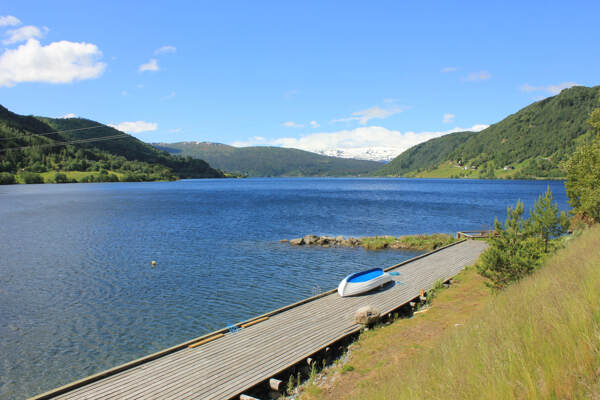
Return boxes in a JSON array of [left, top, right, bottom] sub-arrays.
[[0, 178, 569, 399], [299, 226, 600, 400], [283, 233, 457, 251]]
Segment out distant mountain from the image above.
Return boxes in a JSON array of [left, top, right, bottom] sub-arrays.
[[312, 147, 399, 162], [0, 105, 223, 182], [376, 85, 600, 179], [152, 142, 383, 177]]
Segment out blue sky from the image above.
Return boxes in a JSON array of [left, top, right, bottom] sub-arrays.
[[1, 1, 599, 159]]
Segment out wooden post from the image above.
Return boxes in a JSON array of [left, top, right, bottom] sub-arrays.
[[269, 378, 283, 392]]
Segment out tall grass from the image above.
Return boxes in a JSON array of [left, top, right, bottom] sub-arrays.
[[355, 226, 600, 399], [360, 233, 456, 251]]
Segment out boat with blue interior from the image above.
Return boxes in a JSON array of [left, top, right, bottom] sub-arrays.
[[337, 267, 392, 297]]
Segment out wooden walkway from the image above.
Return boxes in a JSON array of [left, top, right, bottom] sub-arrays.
[[32, 240, 487, 400]]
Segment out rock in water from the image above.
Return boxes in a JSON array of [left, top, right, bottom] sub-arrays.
[[354, 305, 381, 325], [304, 235, 319, 245], [289, 238, 304, 245]]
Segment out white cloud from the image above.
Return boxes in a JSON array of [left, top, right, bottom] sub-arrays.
[[0, 39, 106, 87], [121, 90, 128, 96], [231, 136, 268, 147], [333, 105, 405, 125], [441, 66, 457, 73], [470, 124, 489, 131], [463, 71, 491, 82], [60, 113, 77, 119], [282, 121, 304, 128], [231, 124, 489, 161], [108, 121, 158, 133], [0, 15, 21, 27], [520, 82, 578, 95], [3, 25, 48, 45], [443, 113, 455, 123], [154, 45, 176, 55], [309, 120, 320, 128], [139, 58, 159, 72]]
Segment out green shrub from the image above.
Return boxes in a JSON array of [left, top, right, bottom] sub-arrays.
[[21, 172, 44, 184], [341, 364, 355, 373], [477, 190, 567, 290], [0, 172, 16, 185], [78, 175, 94, 183], [426, 279, 445, 304], [53, 172, 68, 184]]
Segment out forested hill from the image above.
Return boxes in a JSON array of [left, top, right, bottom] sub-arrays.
[[376, 85, 600, 179], [152, 142, 383, 177], [0, 105, 223, 184]]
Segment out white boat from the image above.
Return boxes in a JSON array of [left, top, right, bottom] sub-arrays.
[[337, 268, 393, 297]]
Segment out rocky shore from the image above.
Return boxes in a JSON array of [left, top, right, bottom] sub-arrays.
[[281, 234, 362, 248], [281, 233, 458, 251]]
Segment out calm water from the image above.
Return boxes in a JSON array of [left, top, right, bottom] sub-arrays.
[[0, 178, 569, 399]]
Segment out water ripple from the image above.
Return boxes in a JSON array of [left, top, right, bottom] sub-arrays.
[[0, 178, 569, 399]]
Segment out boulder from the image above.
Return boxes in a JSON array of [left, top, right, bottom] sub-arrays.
[[389, 241, 409, 249], [335, 235, 345, 243], [280, 239, 289, 243], [317, 236, 329, 245], [348, 237, 360, 246], [354, 305, 381, 325], [303, 235, 319, 245], [289, 238, 304, 245]]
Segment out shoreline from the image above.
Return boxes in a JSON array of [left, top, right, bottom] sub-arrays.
[[282, 233, 458, 251]]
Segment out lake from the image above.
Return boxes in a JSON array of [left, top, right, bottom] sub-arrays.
[[0, 178, 569, 399]]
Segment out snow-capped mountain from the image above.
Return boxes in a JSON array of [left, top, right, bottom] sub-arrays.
[[311, 147, 402, 162]]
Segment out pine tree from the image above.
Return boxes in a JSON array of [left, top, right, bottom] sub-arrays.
[[530, 186, 569, 252], [564, 104, 600, 223], [477, 200, 544, 290]]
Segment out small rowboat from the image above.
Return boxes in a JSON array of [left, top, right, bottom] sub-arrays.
[[337, 268, 392, 297]]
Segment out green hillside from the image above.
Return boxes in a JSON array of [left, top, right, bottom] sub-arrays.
[[376, 85, 600, 179], [153, 142, 383, 177], [0, 105, 223, 183]]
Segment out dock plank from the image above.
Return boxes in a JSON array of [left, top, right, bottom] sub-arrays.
[[33, 240, 487, 400]]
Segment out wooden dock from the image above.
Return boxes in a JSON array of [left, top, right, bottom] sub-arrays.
[[456, 230, 495, 239], [31, 239, 487, 400]]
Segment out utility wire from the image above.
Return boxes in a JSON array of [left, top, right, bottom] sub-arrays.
[[0, 125, 106, 141], [0, 133, 131, 153]]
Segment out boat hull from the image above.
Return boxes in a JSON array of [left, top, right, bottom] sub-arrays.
[[337, 268, 393, 297]]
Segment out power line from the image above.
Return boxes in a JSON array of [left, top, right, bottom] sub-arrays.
[[0, 125, 106, 141], [0, 133, 131, 153]]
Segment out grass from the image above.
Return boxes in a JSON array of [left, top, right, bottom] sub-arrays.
[[40, 170, 125, 181], [360, 233, 457, 251], [404, 160, 565, 180], [299, 225, 600, 400], [11, 170, 126, 184]]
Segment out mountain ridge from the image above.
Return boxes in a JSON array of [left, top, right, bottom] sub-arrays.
[[375, 85, 600, 179], [0, 105, 223, 182], [152, 142, 383, 177]]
